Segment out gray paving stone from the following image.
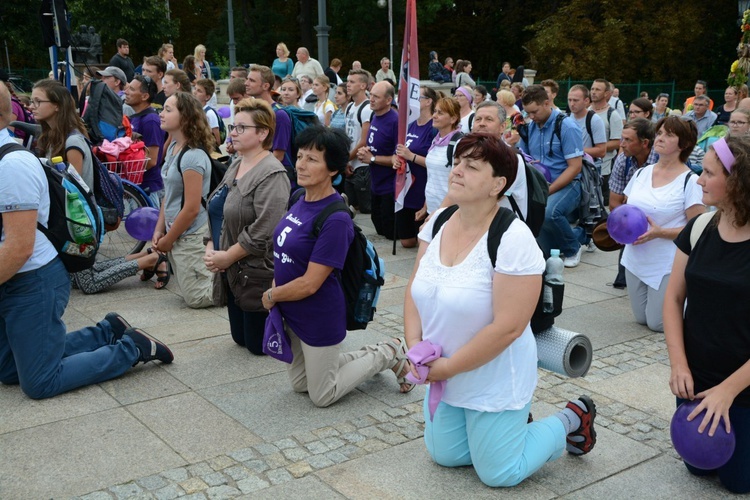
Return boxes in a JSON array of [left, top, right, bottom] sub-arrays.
[[305, 440, 329, 454], [227, 447, 256, 462], [273, 437, 298, 450], [321, 436, 346, 450], [187, 463, 214, 477], [243, 459, 270, 474], [79, 492, 114, 500], [153, 484, 185, 500], [109, 482, 143, 497], [236, 475, 270, 494], [266, 468, 294, 485], [224, 465, 251, 481], [161, 467, 190, 482], [325, 450, 349, 464], [203, 471, 228, 487], [252, 443, 279, 456], [248, 476, 345, 499], [306, 454, 336, 469], [282, 447, 310, 461], [205, 484, 241, 499], [136, 475, 169, 491]]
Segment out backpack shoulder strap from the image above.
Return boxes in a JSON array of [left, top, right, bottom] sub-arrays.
[[446, 132, 464, 168], [683, 171, 695, 191], [431, 205, 460, 238], [312, 199, 350, 236], [551, 113, 566, 155], [689, 211, 716, 250], [585, 110, 595, 146], [486, 207, 518, 268], [357, 100, 367, 125], [468, 112, 475, 131]]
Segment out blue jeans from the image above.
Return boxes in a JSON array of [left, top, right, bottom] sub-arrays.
[[676, 398, 750, 493], [423, 390, 566, 487], [0, 258, 139, 399], [537, 180, 583, 258]]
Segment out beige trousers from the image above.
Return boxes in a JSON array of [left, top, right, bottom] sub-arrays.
[[168, 222, 214, 309]]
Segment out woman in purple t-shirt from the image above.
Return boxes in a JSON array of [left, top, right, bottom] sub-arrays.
[[262, 126, 413, 407]]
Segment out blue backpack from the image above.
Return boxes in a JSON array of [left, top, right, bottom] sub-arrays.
[[278, 106, 320, 179], [0, 144, 104, 272], [288, 189, 385, 330]]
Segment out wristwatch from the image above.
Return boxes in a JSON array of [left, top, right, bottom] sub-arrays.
[[369, 156, 376, 164]]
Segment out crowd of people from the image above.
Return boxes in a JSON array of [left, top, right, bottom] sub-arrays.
[[1, 40, 749, 493]]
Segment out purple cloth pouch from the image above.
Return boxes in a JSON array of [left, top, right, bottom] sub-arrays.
[[262, 307, 293, 363], [405, 340, 445, 421]]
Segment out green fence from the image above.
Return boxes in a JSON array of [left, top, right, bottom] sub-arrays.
[[477, 78, 727, 113]]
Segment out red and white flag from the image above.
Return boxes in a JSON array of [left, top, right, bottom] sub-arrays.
[[394, 0, 419, 212]]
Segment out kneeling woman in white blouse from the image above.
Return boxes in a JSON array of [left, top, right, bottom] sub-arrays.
[[404, 133, 597, 487]]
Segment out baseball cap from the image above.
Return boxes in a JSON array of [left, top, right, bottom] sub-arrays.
[[96, 66, 128, 84]]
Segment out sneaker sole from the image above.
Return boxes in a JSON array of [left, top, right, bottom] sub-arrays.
[[566, 395, 596, 455]]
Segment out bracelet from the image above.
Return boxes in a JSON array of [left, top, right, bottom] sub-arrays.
[[267, 289, 273, 302], [412, 153, 417, 162]]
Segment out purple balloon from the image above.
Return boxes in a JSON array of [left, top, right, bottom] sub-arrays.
[[124, 207, 159, 241], [671, 400, 736, 470], [607, 204, 648, 244], [217, 106, 231, 119]]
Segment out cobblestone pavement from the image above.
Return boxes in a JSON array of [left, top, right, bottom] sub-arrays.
[[74, 322, 680, 500]]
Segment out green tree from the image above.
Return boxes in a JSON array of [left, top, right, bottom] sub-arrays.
[[67, 0, 178, 63], [2, 0, 49, 70], [526, 0, 737, 87]]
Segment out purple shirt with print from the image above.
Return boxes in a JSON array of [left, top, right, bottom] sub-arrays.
[[273, 193, 354, 347], [130, 108, 165, 192], [274, 107, 293, 168], [367, 108, 398, 196], [403, 119, 436, 209]]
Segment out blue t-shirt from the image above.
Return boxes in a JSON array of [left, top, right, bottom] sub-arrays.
[[519, 108, 583, 182], [403, 119, 436, 210], [129, 108, 165, 192], [272, 58, 294, 79], [273, 193, 354, 346], [367, 109, 398, 196]]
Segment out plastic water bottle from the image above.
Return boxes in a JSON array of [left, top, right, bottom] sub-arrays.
[[51, 155, 90, 193], [354, 270, 376, 323], [66, 192, 94, 244], [543, 249, 564, 313]]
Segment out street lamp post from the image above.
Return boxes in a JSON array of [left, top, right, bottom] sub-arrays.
[[377, 0, 393, 65], [227, 0, 236, 67], [315, 0, 330, 68]]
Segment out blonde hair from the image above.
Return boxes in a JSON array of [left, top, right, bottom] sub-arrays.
[[194, 44, 207, 60], [234, 98, 276, 150], [496, 89, 516, 107], [277, 43, 290, 58]]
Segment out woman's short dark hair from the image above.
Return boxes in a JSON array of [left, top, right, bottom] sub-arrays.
[[630, 97, 653, 119], [454, 133, 518, 198], [295, 126, 351, 174], [654, 116, 697, 163]]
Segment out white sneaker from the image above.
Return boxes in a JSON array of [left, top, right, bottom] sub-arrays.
[[563, 246, 583, 268], [585, 240, 596, 253]]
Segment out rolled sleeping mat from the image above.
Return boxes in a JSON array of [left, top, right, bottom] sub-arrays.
[[535, 326, 592, 378]]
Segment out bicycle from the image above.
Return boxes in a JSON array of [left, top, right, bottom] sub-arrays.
[[10, 121, 156, 259]]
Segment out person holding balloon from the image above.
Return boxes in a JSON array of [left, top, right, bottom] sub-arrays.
[[663, 135, 750, 493], [203, 98, 290, 355], [619, 116, 705, 332]]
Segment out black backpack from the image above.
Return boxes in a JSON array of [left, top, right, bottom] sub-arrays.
[[78, 79, 126, 145], [0, 143, 104, 272], [432, 205, 562, 334], [206, 106, 227, 144], [550, 113, 608, 236], [509, 151, 549, 237], [289, 189, 385, 330], [175, 147, 229, 208]]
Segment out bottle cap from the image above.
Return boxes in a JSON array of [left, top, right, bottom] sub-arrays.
[[550, 249, 560, 257], [51, 156, 64, 164]]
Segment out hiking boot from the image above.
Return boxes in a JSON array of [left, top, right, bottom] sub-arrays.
[[124, 328, 174, 364], [566, 395, 597, 455], [104, 312, 132, 343]]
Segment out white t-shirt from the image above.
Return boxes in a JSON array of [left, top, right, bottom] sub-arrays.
[[345, 100, 373, 170], [204, 105, 220, 130], [314, 99, 335, 125], [459, 111, 475, 134], [411, 209, 544, 412], [621, 165, 704, 289], [499, 154, 529, 220], [424, 143, 453, 214]]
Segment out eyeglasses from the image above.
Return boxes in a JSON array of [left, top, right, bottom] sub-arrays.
[[228, 124, 262, 134], [30, 98, 52, 107], [729, 120, 748, 126]]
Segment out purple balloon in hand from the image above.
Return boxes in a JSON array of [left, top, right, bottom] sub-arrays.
[[671, 399, 736, 470], [607, 204, 648, 244]]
